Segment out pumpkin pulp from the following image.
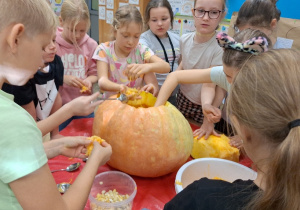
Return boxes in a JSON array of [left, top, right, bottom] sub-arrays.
[[118, 88, 157, 108]]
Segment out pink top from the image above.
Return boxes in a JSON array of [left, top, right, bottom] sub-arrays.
[[55, 27, 98, 105], [92, 41, 154, 98]]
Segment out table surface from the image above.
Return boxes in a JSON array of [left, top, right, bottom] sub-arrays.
[[49, 118, 253, 210]]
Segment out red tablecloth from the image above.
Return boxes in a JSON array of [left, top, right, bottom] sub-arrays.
[[49, 118, 253, 210]]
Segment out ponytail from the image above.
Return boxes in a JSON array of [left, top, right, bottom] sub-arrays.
[[246, 128, 300, 210], [228, 49, 300, 210]]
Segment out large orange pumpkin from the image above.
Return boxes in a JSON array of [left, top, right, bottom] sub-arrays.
[[93, 90, 194, 177]]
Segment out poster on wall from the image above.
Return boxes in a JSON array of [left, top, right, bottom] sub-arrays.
[[169, 0, 182, 16], [99, 6, 106, 20], [49, 0, 64, 16], [99, 0, 105, 5], [169, 0, 194, 16], [119, 2, 129, 7], [180, 1, 193, 16], [106, 10, 114, 24], [182, 18, 195, 34], [129, 0, 139, 5], [170, 17, 195, 36], [106, 0, 114, 9], [171, 18, 182, 35]]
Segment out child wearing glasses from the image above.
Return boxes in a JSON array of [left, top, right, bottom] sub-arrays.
[[195, 0, 281, 143], [175, 0, 226, 126]]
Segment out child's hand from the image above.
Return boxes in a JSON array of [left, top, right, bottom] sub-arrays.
[[202, 104, 222, 123], [125, 64, 150, 81], [119, 84, 128, 93], [64, 75, 86, 88], [68, 92, 103, 116], [193, 117, 221, 140], [46, 136, 91, 159], [229, 135, 243, 149], [83, 79, 92, 89], [89, 141, 112, 166], [141, 83, 159, 96]]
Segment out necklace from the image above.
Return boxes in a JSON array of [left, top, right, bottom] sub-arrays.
[[153, 32, 176, 73]]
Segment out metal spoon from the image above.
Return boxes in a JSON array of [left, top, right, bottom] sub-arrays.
[[57, 183, 71, 194], [51, 162, 81, 173], [99, 94, 128, 103]]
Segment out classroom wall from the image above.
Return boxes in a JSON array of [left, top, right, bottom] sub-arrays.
[[226, 0, 300, 20]]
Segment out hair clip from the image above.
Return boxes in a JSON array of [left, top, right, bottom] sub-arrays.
[[216, 32, 268, 55]]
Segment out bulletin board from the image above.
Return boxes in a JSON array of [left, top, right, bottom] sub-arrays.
[[98, 0, 150, 43], [49, 0, 64, 16]]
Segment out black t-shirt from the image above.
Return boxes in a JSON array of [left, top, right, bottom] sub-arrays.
[[164, 178, 259, 210], [2, 55, 64, 106]]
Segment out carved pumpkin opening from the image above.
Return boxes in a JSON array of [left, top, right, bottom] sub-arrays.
[[120, 88, 159, 108]]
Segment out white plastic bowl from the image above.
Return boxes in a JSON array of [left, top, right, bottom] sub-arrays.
[[175, 158, 257, 193]]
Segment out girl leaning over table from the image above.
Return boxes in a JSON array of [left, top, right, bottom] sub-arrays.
[[93, 5, 170, 99], [165, 49, 300, 210]]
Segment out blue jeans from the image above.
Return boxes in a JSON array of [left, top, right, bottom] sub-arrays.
[[59, 112, 94, 131]]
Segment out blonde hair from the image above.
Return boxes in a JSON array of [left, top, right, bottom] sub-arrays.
[[60, 0, 90, 32], [112, 5, 143, 32], [228, 49, 300, 210], [0, 0, 57, 37]]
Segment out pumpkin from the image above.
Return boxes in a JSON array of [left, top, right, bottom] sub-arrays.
[[80, 85, 89, 93], [93, 89, 194, 177], [86, 135, 106, 156], [191, 134, 240, 162]]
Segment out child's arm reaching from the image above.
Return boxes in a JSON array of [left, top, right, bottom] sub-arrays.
[[124, 55, 170, 81], [142, 72, 159, 96], [64, 75, 86, 88], [37, 92, 103, 136], [194, 85, 225, 139], [201, 84, 224, 123], [97, 60, 124, 92], [155, 68, 213, 106], [49, 92, 63, 139], [83, 75, 98, 93]]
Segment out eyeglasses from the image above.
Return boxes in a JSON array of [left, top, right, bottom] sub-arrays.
[[193, 8, 224, 19]]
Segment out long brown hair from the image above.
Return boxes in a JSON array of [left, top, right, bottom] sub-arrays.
[[236, 0, 281, 30], [228, 49, 300, 210], [144, 0, 174, 30]]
